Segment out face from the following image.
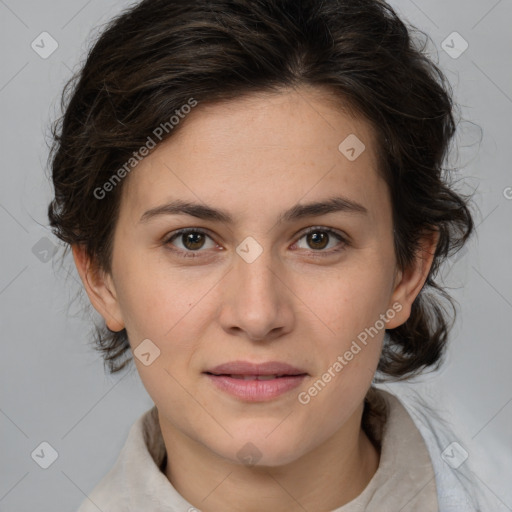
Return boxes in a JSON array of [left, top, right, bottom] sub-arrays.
[[76, 86, 431, 467]]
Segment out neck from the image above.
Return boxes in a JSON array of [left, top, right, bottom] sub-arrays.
[[160, 404, 380, 512]]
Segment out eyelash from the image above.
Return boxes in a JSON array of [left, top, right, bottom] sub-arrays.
[[162, 226, 349, 259]]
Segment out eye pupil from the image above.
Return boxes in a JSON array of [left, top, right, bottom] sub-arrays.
[[307, 231, 329, 250], [183, 232, 205, 250], [171, 229, 340, 255]]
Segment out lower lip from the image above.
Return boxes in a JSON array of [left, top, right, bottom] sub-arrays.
[[205, 374, 307, 401]]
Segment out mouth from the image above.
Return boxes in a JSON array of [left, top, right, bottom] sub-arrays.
[[204, 360, 308, 378], [205, 374, 305, 380], [203, 361, 308, 401]]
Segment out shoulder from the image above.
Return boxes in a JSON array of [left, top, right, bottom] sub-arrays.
[[75, 407, 155, 512], [75, 405, 191, 512], [381, 386, 493, 512]]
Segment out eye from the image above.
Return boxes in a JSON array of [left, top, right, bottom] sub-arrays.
[[163, 226, 349, 259], [293, 227, 348, 255], [164, 228, 218, 257]]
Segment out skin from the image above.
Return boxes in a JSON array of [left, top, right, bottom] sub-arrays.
[[73, 86, 438, 512]]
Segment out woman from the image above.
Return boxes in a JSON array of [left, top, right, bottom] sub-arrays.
[[47, 0, 488, 510]]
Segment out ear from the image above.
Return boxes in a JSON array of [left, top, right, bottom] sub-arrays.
[[71, 244, 125, 332], [386, 229, 440, 329]]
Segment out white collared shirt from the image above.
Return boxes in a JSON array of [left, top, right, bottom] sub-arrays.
[[76, 388, 484, 511]]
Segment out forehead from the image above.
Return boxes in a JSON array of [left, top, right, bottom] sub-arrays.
[[119, 87, 387, 225]]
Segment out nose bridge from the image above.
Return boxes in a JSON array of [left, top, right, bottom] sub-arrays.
[[220, 237, 292, 340], [234, 239, 281, 305]]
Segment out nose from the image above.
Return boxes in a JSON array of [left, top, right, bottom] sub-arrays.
[[218, 246, 295, 343]]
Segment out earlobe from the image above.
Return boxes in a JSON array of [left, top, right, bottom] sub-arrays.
[[386, 229, 439, 329], [71, 244, 125, 332]]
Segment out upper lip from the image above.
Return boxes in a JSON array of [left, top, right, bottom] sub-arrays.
[[205, 361, 308, 376]]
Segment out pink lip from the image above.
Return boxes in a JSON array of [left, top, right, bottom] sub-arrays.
[[204, 360, 308, 402], [206, 360, 307, 376]]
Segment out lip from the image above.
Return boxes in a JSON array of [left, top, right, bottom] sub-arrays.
[[204, 360, 308, 402], [206, 360, 307, 376]]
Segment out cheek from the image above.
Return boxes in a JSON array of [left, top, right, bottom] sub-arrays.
[[114, 251, 218, 341], [292, 259, 393, 397], [304, 260, 395, 340]]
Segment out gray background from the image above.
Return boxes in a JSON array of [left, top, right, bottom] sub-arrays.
[[0, 0, 511, 511]]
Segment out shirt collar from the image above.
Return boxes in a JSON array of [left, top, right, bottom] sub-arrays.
[[87, 388, 438, 511], [332, 388, 439, 511]]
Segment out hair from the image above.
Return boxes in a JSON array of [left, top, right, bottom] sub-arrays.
[[47, 0, 475, 378]]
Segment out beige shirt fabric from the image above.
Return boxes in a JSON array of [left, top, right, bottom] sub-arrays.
[[77, 388, 439, 511], [332, 388, 438, 511]]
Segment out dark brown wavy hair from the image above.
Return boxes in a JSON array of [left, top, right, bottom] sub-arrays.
[[47, 0, 475, 379]]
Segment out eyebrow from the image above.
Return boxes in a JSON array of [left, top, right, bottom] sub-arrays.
[[139, 196, 368, 225]]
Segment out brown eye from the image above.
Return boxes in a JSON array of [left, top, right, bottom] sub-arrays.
[[181, 232, 206, 250], [165, 228, 217, 256], [306, 231, 329, 250], [295, 227, 348, 254]]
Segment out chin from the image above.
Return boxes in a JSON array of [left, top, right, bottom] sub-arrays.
[[213, 431, 309, 468]]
